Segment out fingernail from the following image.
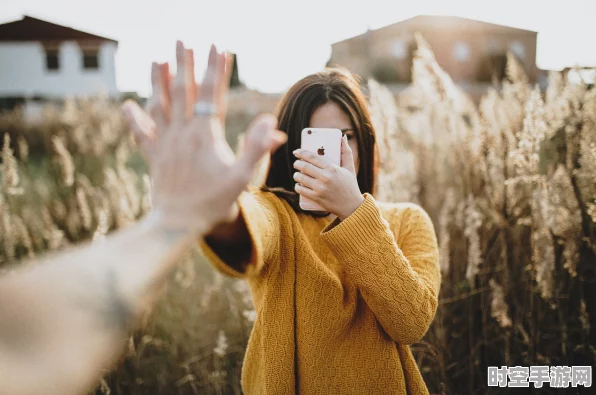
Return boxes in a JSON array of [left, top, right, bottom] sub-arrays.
[[293, 149, 299, 155]]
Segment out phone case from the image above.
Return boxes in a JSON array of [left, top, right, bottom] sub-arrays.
[[298, 128, 343, 211]]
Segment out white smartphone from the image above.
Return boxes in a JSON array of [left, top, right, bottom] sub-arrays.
[[298, 127, 343, 211]]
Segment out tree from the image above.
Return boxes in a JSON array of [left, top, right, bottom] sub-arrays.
[[229, 53, 243, 89]]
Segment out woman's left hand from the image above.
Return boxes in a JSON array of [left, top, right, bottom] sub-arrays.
[[293, 135, 365, 220]]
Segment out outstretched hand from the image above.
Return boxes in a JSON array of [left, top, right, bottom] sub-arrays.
[[122, 42, 286, 235]]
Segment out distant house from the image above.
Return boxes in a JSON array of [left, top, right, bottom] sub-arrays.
[[0, 15, 119, 109], [328, 15, 542, 100]]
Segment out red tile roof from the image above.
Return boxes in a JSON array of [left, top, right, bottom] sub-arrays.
[[0, 15, 117, 44]]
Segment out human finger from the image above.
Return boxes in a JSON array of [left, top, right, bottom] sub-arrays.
[[122, 100, 157, 157], [171, 41, 189, 125], [146, 62, 168, 131], [159, 62, 172, 123], [340, 134, 356, 174], [293, 171, 320, 191], [293, 159, 324, 179], [234, 114, 281, 171], [186, 48, 196, 116], [216, 52, 234, 121], [292, 149, 332, 169], [228, 114, 286, 196], [294, 183, 318, 200], [194, 44, 220, 111]]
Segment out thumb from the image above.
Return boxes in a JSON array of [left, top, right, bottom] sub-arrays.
[[233, 114, 286, 181], [340, 135, 356, 174], [121, 100, 157, 154]]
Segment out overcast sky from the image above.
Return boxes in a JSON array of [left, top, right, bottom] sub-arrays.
[[2, 0, 595, 96]]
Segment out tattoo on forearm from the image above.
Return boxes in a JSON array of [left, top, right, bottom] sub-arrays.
[[103, 269, 134, 333], [161, 226, 191, 245], [74, 224, 188, 335], [71, 267, 134, 335]]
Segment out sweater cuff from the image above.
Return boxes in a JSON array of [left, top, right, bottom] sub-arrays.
[[198, 191, 263, 279], [320, 193, 390, 260]]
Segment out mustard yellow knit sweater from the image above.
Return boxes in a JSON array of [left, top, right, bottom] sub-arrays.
[[199, 190, 441, 394]]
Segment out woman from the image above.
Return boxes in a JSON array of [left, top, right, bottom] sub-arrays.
[[149, 44, 441, 394]]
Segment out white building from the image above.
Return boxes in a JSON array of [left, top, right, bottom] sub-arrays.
[[0, 15, 119, 108]]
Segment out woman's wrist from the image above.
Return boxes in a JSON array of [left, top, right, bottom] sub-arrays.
[[337, 194, 366, 221], [144, 210, 202, 242]]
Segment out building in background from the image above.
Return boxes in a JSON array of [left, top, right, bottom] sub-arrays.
[[0, 15, 119, 110], [328, 15, 545, 102]]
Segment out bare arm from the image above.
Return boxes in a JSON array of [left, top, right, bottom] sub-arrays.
[[0, 212, 195, 395], [0, 41, 285, 395]]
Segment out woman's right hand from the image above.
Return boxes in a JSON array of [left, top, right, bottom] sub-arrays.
[[122, 41, 286, 236]]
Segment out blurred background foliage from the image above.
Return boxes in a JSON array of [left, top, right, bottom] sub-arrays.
[[0, 36, 594, 394]]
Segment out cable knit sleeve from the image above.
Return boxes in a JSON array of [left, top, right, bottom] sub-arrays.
[[198, 190, 283, 279], [320, 193, 440, 345]]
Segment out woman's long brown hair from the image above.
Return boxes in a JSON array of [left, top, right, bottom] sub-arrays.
[[262, 67, 377, 215]]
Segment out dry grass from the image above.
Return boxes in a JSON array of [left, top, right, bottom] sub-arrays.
[[371, 39, 596, 394], [0, 37, 594, 394]]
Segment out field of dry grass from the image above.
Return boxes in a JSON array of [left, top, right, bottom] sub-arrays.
[[0, 37, 594, 394]]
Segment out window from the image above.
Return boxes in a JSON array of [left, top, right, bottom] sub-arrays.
[[83, 49, 99, 69], [391, 39, 406, 59], [453, 42, 470, 62], [509, 41, 525, 60], [45, 49, 59, 71]]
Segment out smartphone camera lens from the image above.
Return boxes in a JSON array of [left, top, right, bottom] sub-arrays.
[[307, 130, 312, 134]]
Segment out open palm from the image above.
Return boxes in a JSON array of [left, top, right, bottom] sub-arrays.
[[122, 42, 286, 235]]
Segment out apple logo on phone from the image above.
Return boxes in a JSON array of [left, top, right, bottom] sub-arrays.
[[318, 146, 325, 156]]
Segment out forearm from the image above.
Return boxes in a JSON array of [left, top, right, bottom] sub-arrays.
[[342, 240, 437, 344], [347, 252, 438, 344], [0, 211, 195, 395], [102, 211, 197, 313], [321, 196, 440, 344]]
